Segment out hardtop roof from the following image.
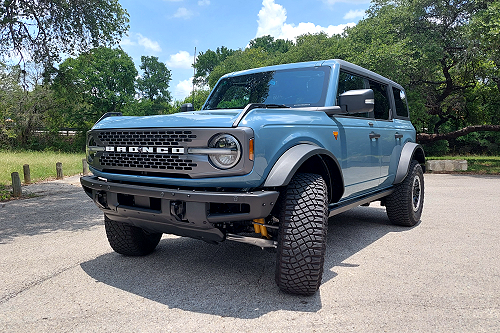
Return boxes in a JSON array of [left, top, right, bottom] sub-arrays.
[[219, 59, 405, 91]]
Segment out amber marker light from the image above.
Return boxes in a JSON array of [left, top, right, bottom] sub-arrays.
[[333, 131, 339, 140], [249, 138, 255, 161]]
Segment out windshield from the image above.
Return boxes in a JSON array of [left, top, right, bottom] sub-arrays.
[[203, 66, 331, 110]]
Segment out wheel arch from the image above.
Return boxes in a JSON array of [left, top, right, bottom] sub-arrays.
[[393, 142, 426, 185], [263, 144, 344, 202]]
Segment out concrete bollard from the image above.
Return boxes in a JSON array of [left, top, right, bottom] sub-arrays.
[[82, 159, 89, 175], [56, 162, 63, 179], [11, 172, 22, 197], [23, 164, 31, 184]]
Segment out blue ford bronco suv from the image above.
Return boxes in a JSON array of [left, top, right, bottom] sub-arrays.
[[81, 59, 425, 295]]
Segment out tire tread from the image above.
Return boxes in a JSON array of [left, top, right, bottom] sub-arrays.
[[386, 160, 424, 227], [105, 215, 162, 256], [275, 173, 328, 295]]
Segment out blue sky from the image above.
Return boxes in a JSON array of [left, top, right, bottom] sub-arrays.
[[119, 0, 371, 101]]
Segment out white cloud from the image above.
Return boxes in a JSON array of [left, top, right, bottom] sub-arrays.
[[174, 78, 194, 100], [256, 0, 355, 41], [280, 22, 355, 40], [174, 7, 194, 19], [198, 0, 210, 5], [120, 37, 136, 47], [120, 34, 161, 53], [343, 9, 365, 20], [256, 0, 287, 38], [167, 51, 193, 69], [137, 33, 162, 52]]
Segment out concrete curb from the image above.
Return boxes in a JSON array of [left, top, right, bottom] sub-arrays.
[[426, 159, 467, 172]]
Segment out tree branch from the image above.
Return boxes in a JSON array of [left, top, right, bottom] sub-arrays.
[[417, 125, 500, 144]]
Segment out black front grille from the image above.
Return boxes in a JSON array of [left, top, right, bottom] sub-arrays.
[[100, 153, 197, 171], [97, 130, 197, 147]]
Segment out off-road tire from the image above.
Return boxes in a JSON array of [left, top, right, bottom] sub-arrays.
[[385, 160, 424, 227], [104, 215, 162, 256], [275, 173, 329, 296]]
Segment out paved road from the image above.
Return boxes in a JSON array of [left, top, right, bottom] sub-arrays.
[[0, 174, 499, 332]]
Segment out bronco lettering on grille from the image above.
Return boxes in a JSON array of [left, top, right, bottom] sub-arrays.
[[105, 147, 185, 154]]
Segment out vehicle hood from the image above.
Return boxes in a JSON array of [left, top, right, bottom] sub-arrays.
[[91, 110, 243, 130]]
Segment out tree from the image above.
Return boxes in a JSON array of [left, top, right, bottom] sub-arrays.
[[249, 35, 293, 54], [193, 0, 500, 148], [173, 89, 211, 112], [207, 48, 274, 88], [0, 0, 129, 66], [278, 32, 346, 64], [52, 47, 137, 129], [136, 56, 172, 103], [342, 0, 500, 144], [193, 46, 236, 86], [0, 63, 57, 149], [471, 1, 500, 93]]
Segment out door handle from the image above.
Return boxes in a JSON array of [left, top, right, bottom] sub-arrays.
[[369, 132, 381, 139], [395, 133, 403, 139]]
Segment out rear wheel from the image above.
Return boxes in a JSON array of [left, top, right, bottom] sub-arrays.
[[275, 173, 329, 296], [385, 160, 424, 227], [104, 215, 162, 256]]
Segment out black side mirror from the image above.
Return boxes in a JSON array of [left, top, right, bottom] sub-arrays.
[[339, 89, 374, 114], [180, 103, 195, 112]]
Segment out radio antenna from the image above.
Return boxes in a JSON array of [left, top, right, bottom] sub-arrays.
[[192, 47, 196, 105]]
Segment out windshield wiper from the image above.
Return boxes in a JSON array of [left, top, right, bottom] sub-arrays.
[[263, 104, 290, 108], [212, 104, 290, 111]]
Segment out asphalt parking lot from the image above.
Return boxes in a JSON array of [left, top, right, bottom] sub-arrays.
[[0, 173, 499, 332]]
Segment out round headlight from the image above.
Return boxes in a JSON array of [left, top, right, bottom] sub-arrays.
[[208, 134, 241, 169]]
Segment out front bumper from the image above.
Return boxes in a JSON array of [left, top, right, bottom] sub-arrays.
[[81, 176, 279, 243]]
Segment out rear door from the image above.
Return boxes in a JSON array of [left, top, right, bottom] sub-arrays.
[[379, 86, 415, 187]]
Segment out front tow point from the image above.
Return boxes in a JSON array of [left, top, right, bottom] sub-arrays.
[[170, 201, 186, 221]]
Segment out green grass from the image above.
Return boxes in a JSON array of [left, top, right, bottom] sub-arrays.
[[427, 155, 500, 174], [0, 184, 12, 201], [0, 151, 86, 186]]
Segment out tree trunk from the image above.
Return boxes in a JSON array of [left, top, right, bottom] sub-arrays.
[[417, 125, 500, 144]]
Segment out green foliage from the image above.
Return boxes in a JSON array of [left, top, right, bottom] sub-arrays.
[[198, 0, 500, 147], [453, 131, 500, 155], [278, 33, 345, 64], [52, 47, 137, 130], [173, 89, 211, 112], [122, 99, 173, 116], [194, 46, 236, 86], [0, 64, 58, 149], [249, 35, 293, 54], [422, 140, 450, 157], [208, 48, 276, 88], [0, 0, 129, 65], [137, 56, 172, 103], [1, 0, 500, 154]]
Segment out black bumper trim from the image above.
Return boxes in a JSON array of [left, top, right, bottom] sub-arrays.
[[80, 176, 279, 240]]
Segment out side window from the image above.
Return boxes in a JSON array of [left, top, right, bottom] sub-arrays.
[[393, 87, 409, 118], [368, 79, 390, 120], [337, 71, 371, 118]]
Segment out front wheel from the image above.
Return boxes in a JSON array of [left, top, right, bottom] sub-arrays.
[[104, 215, 162, 256], [275, 173, 329, 296], [385, 160, 424, 227]]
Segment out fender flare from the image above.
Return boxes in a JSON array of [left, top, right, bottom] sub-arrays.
[[393, 142, 426, 185], [263, 144, 343, 190]]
